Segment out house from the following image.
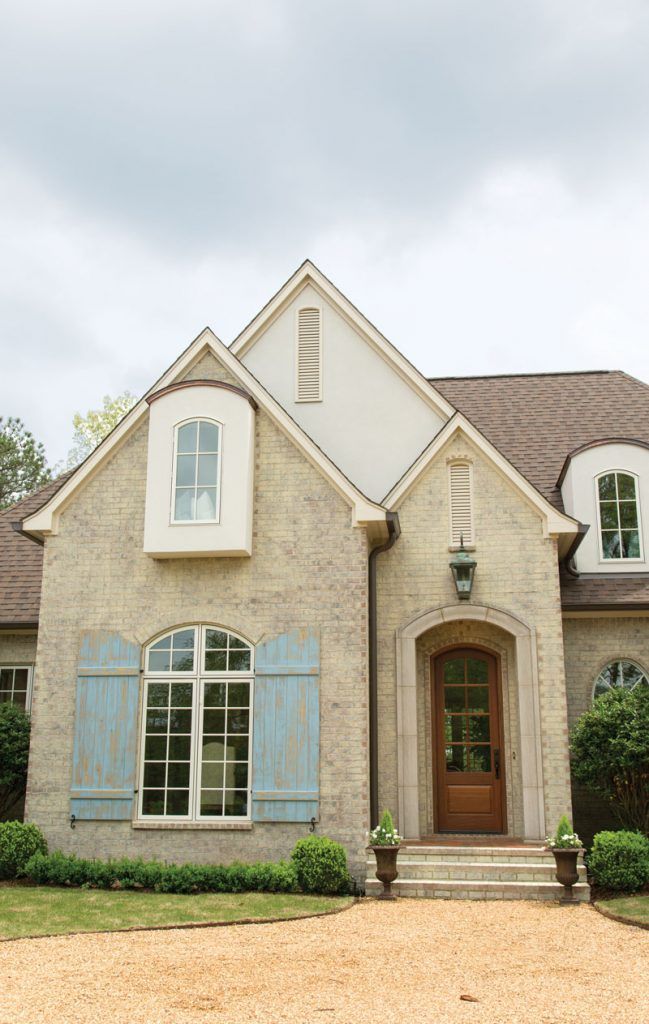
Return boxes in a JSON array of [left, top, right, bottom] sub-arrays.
[[2, 260, 648, 898]]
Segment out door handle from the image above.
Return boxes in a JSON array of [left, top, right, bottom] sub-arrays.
[[494, 749, 500, 779]]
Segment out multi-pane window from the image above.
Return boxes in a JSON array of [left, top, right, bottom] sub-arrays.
[[593, 660, 649, 700], [0, 666, 32, 711], [140, 626, 253, 820], [172, 419, 221, 523], [597, 471, 642, 560]]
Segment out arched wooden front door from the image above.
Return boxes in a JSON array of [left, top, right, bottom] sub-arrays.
[[432, 647, 505, 833]]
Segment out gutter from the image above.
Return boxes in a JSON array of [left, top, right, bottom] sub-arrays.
[[11, 522, 44, 547], [368, 511, 401, 829], [561, 523, 589, 578]]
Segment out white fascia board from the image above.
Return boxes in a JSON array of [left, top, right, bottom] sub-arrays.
[[23, 327, 388, 539], [384, 413, 579, 541], [230, 260, 455, 422]]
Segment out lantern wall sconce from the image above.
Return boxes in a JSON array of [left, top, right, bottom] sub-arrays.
[[449, 536, 477, 600]]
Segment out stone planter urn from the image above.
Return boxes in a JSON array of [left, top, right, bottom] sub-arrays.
[[371, 845, 401, 900], [551, 848, 581, 903]]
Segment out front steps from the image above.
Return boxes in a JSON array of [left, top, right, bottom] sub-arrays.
[[365, 843, 590, 901]]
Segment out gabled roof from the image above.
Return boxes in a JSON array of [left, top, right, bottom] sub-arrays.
[[230, 259, 454, 421], [0, 474, 72, 627], [384, 412, 579, 554], [432, 370, 649, 511], [22, 328, 389, 541]]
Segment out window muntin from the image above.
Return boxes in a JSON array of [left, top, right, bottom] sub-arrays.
[[140, 626, 253, 820], [172, 419, 221, 524], [0, 666, 32, 711], [593, 659, 649, 700], [597, 471, 642, 560]]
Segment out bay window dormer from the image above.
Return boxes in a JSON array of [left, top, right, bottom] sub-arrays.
[[143, 380, 256, 558]]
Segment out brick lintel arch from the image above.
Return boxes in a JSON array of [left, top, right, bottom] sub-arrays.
[[396, 603, 545, 841]]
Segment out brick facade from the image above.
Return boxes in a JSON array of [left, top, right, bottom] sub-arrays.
[[25, 353, 372, 876]]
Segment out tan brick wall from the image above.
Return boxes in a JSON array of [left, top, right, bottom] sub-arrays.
[[26, 352, 371, 876], [377, 433, 573, 836], [563, 614, 649, 843]]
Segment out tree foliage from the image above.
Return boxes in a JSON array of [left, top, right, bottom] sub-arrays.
[[0, 703, 31, 820], [0, 417, 51, 510], [67, 391, 137, 467], [570, 686, 649, 835]]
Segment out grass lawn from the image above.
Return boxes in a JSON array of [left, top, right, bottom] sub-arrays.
[[0, 884, 352, 940], [596, 893, 649, 928]]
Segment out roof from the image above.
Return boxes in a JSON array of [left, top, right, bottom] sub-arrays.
[[0, 474, 72, 627], [560, 569, 649, 611], [431, 371, 649, 511]]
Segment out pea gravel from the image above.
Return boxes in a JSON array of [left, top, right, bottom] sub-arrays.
[[1, 899, 647, 1024]]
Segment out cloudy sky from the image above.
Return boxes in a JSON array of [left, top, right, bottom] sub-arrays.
[[2, 1, 649, 465]]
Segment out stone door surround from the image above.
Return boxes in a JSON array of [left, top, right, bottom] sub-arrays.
[[396, 603, 545, 841]]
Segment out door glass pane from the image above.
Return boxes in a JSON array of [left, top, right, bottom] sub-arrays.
[[468, 715, 490, 742], [444, 715, 465, 743], [466, 658, 488, 683], [467, 746, 491, 772], [443, 659, 465, 684], [444, 686, 465, 712], [445, 746, 467, 771], [466, 687, 489, 713]]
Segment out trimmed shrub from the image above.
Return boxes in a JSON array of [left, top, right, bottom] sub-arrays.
[[0, 703, 30, 820], [291, 836, 351, 895], [588, 830, 649, 892], [0, 821, 47, 879], [23, 851, 299, 895]]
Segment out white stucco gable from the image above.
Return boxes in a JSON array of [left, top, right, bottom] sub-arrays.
[[231, 261, 452, 501]]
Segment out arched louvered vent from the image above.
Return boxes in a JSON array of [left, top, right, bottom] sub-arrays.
[[449, 461, 473, 546], [296, 307, 322, 402]]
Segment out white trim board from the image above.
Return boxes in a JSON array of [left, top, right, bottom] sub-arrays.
[[23, 328, 388, 541], [384, 413, 580, 553], [230, 260, 455, 422]]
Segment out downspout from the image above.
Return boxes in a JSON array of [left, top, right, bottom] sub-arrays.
[[561, 523, 589, 577], [368, 510, 401, 829]]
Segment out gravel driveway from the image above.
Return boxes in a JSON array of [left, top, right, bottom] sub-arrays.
[[1, 899, 647, 1024]]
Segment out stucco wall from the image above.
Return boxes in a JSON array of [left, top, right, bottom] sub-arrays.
[[377, 432, 573, 836], [0, 632, 37, 666], [25, 352, 371, 876], [563, 614, 649, 843]]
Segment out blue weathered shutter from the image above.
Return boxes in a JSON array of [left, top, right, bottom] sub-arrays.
[[252, 627, 320, 822], [70, 631, 141, 821]]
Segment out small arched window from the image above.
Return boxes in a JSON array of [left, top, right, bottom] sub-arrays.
[[141, 625, 253, 820], [593, 659, 649, 700], [172, 418, 221, 523], [597, 471, 642, 560]]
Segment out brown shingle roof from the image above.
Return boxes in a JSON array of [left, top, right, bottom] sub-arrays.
[[559, 570, 649, 610], [0, 474, 72, 627], [431, 370, 649, 512]]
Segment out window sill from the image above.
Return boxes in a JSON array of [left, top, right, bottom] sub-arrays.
[[132, 821, 253, 831]]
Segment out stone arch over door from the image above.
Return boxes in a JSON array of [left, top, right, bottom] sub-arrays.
[[396, 604, 545, 841]]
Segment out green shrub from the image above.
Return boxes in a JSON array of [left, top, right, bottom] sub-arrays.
[[0, 703, 31, 820], [291, 835, 351, 895], [22, 851, 298, 895], [570, 686, 649, 834], [588, 830, 649, 892], [0, 821, 47, 879]]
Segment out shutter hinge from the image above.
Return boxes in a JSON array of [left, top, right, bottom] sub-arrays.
[[70, 813, 76, 830], [309, 816, 316, 833]]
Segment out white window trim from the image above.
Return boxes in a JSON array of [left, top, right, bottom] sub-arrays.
[[294, 305, 323, 403], [170, 418, 223, 526], [0, 664, 34, 713], [447, 459, 475, 550], [591, 658, 649, 701], [595, 469, 645, 564], [137, 625, 254, 824]]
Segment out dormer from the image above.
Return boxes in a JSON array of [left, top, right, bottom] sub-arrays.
[[143, 380, 256, 558], [559, 439, 649, 573]]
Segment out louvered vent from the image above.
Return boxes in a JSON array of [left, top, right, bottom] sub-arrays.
[[296, 307, 322, 402], [449, 462, 473, 546]]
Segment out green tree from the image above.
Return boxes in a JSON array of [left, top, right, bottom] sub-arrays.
[[570, 686, 649, 834], [0, 703, 31, 820], [67, 391, 138, 467], [0, 417, 52, 510]]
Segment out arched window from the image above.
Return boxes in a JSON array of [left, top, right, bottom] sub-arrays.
[[597, 471, 642, 560], [172, 419, 221, 523], [140, 626, 253, 820], [593, 659, 649, 700]]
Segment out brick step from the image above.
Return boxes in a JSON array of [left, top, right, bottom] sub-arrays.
[[364, 878, 590, 901], [379, 860, 587, 883], [393, 845, 553, 865]]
